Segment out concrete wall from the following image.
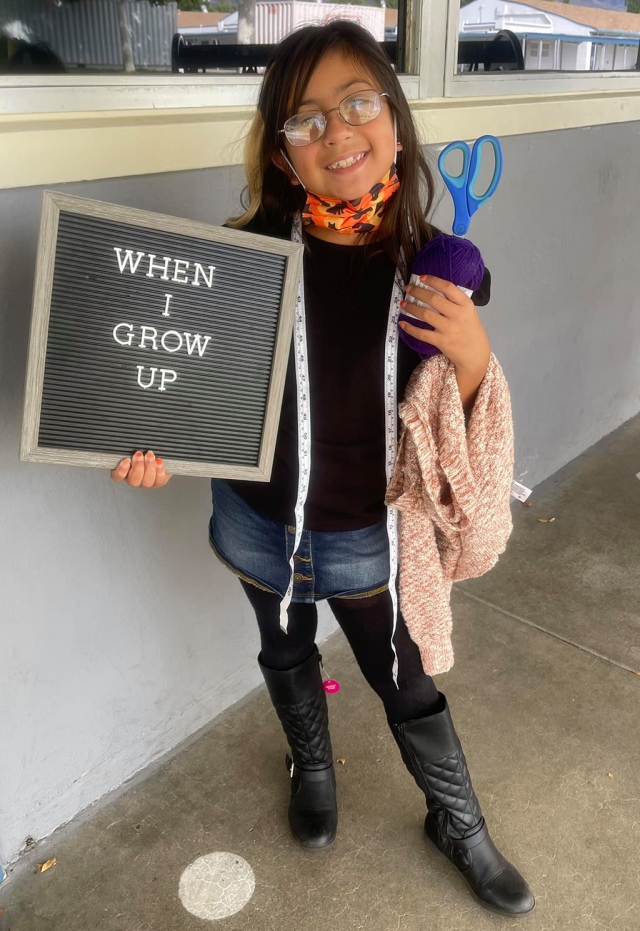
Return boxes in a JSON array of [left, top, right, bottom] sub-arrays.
[[2, 119, 640, 867]]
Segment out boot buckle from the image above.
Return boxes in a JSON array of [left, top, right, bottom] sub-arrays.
[[286, 754, 295, 779]]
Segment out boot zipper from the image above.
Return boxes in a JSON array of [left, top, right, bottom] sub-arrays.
[[396, 726, 431, 798]]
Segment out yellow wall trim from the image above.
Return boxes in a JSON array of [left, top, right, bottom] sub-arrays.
[[2, 89, 640, 190]]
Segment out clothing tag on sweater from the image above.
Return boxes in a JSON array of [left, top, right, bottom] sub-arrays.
[[511, 480, 532, 503]]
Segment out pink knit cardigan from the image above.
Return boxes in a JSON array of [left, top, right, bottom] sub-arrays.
[[385, 352, 515, 676]]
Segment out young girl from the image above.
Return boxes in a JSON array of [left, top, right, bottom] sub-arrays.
[[111, 21, 534, 918]]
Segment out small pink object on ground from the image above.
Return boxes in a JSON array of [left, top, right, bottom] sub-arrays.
[[323, 679, 341, 694]]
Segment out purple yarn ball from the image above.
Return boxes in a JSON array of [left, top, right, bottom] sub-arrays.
[[400, 234, 485, 359]]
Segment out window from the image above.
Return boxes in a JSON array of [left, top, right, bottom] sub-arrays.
[[0, 0, 406, 78], [456, 0, 640, 76], [1, 0, 640, 117]]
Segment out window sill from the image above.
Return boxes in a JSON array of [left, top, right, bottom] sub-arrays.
[[1, 86, 639, 190]]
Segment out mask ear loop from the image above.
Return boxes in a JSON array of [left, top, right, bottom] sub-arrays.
[[280, 147, 307, 192], [393, 113, 400, 169]]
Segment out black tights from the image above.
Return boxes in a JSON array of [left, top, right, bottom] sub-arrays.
[[239, 580, 440, 724]]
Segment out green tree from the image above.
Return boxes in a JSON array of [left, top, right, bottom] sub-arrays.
[[177, 0, 209, 10], [627, 0, 640, 13]]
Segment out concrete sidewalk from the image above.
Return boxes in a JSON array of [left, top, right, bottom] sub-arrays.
[[1, 415, 639, 931]]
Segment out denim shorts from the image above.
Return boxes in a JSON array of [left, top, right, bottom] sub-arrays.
[[208, 478, 391, 603]]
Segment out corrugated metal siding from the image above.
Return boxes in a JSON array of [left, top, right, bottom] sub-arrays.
[[0, 0, 177, 70], [254, 1, 385, 44], [292, 2, 385, 40], [254, 3, 292, 45]]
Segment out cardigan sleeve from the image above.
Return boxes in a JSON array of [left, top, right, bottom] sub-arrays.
[[387, 352, 515, 583]]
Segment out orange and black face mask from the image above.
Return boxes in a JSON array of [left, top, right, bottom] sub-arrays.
[[301, 163, 400, 235]]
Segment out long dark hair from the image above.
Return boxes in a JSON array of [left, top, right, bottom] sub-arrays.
[[227, 20, 437, 277]]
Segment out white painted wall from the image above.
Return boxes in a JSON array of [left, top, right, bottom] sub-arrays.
[[0, 171, 338, 868], [576, 40, 593, 69]]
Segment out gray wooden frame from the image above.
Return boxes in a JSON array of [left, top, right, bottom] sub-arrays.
[[21, 190, 303, 480]]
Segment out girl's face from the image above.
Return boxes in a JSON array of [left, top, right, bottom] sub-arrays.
[[280, 49, 397, 202]]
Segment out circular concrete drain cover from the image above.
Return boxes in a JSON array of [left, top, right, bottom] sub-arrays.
[[179, 851, 255, 920]]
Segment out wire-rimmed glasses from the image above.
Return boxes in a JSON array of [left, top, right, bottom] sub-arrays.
[[279, 89, 390, 147]]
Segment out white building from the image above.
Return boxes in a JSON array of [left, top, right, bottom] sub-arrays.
[[459, 0, 639, 71], [179, 2, 385, 44]]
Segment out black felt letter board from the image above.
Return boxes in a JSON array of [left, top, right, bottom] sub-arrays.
[[22, 192, 302, 480]]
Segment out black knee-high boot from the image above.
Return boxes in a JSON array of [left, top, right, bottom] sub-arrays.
[[390, 693, 535, 917], [258, 646, 338, 849]]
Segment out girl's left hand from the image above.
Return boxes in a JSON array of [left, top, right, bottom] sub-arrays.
[[400, 274, 491, 380]]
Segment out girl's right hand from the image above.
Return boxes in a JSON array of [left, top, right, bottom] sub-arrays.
[[110, 450, 172, 488]]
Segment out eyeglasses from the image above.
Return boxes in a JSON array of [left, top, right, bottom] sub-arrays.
[[279, 89, 390, 147]]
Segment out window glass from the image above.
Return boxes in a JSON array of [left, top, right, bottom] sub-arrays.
[[457, 0, 640, 74], [0, 0, 405, 77]]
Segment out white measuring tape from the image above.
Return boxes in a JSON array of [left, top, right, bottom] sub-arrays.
[[278, 213, 313, 633], [280, 213, 404, 688]]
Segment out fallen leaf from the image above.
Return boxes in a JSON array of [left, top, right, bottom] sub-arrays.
[[633, 670, 640, 676], [37, 858, 57, 874], [0, 909, 4, 915], [523, 501, 533, 507], [608, 773, 615, 779], [336, 758, 346, 765], [538, 518, 556, 523]]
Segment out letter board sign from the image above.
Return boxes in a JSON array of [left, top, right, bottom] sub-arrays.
[[21, 192, 302, 480]]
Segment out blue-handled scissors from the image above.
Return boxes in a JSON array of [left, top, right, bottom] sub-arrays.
[[438, 135, 503, 237]]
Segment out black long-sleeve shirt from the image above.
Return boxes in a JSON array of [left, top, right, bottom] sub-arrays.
[[226, 215, 490, 531]]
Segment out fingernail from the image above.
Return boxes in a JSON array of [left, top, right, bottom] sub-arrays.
[[122, 458, 131, 467], [156, 458, 163, 467], [400, 300, 406, 307], [146, 450, 154, 459], [135, 451, 143, 460]]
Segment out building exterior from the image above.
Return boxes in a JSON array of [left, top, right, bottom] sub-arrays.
[[179, 1, 386, 44], [459, 0, 640, 70], [0, 0, 178, 71]]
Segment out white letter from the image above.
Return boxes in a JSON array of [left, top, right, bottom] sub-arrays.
[[192, 263, 215, 289], [158, 369, 178, 392], [163, 293, 173, 317], [160, 330, 183, 353], [146, 254, 171, 281], [183, 332, 211, 357], [136, 365, 157, 389], [138, 326, 158, 351], [171, 259, 190, 284], [113, 247, 145, 275], [113, 322, 134, 346]]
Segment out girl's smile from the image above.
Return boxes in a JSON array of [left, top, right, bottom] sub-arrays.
[[325, 150, 369, 175]]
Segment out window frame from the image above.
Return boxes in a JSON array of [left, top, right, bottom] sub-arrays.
[[1, 0, 639, 115], [444, 0, 640, 99]]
